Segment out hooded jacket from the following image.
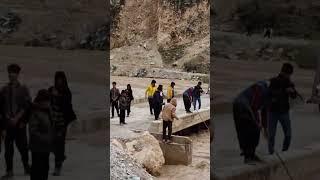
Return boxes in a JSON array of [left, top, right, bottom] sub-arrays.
[[29, 102, 54, 153], [162, 98, 178, 121]]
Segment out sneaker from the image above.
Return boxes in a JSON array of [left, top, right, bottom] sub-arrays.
[[127, 115, 129, 117], [2, 171, 13, 178], [186, 111, 192, 113], [111, 116, 114, 119], [53, 168, 61, 176], [123, 122, 127, 125], [162, 139, 166, 143]]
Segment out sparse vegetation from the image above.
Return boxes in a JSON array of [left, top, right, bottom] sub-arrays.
[[158, 44, 186, 65], [183, 56, 209, 73]]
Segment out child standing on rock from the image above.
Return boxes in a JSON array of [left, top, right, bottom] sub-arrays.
[[162, 98, 179, 143]]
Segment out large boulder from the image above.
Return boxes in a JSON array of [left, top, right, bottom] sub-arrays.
[[125, 132, 165, 175]]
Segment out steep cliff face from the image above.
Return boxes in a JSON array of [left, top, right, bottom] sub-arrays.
[[213, 0, 320, 39], [111, 0, 209, 48], [110, 0, 210, 75]]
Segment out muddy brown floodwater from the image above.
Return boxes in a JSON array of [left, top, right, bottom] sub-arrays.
[[157, 130, 210, 180]]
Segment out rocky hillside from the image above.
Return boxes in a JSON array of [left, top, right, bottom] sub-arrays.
[[110, 0, 210, 76], [0, 0, 108, 50], [213, 0, 320, 39]]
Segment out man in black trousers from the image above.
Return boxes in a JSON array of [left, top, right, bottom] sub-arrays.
[[0, 64, 31, 178], [110, 82, 120, 118]]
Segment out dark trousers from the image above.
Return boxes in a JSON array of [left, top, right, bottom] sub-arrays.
[[53, 128, 67, 169], [268, 112, 291, 154], [148, 97, 154, 114], [5, 127, 29, 172], [127, 102, 131, 116], [183, 95, 191, 112], [31, 152, 49, 180], [111, 101, 119, 117], [193, 97, 201, 110], [233, 102, 260, 159], [154, 104, 162, 120], [162, 121, 173, 140], [120, 109, 126, 124]]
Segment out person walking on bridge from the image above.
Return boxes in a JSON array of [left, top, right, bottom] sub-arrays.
[[183, 87, 193, 113], [119, 90, 129, 125], [162, 98, 179, 143], [268, 63, 298, 155], [167, 82, 175, 103], [193, 82, 204, 111], [0, 64, 31, 178], [145, 80, 157, 115], [49, 71, 76, 176], [110, 82, 120, 118], [29, 89, 53, 180], [233, 81, 270, 164], [126, 84, 134, 117], [153, 85, 164, 120]]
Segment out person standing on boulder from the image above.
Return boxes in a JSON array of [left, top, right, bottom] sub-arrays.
[[183, 87, 194, 113], [49, 71, 77, 176], [153, 85, 164, 120], [167, 82, 175, 103], [268, 63, 298, 155], [0, 64, 31, 178], [145, 80, 157, 115], [193, 82, 204, 111], [119, 90, 129, 125], [110, 82, 120, 118], [233, 81, 270, 164], [162, 98, 179, 143], [126, 84, 134, 117], [29, 89, 53, 180]]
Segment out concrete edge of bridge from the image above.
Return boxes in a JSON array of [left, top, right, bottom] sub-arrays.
[[213, 143, 320, 180], [148, 108, 210, 134]]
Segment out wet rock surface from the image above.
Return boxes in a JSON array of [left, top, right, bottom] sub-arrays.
[[111, 141, 154, 180]]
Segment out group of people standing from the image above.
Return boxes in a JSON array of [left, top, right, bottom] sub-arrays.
[[110, 79, 207, 143], [0, 64, 76, 180], [233, 63, 299, 164], [145, 80, 205, 120], [110, 82, 134, 125]]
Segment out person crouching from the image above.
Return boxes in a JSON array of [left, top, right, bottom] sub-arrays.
[[162, 98, 179, 143], [29, 89, 53, 180]]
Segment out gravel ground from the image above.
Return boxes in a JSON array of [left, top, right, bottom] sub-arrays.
[[110, 143, 154, 180]]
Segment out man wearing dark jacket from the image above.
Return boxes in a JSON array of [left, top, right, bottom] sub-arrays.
[[183, 87, 193, 113], [0, 64, 31, 178], [153, 85, 164, 120], [233, 81, 270, 164], [268, 63, 297, 154], [193, 82, 204, 110], [110, 82, 120, 118]]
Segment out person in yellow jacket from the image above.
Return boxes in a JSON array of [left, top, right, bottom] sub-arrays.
[[167, 82, 175, 103], [145, 80, 157, 115]]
